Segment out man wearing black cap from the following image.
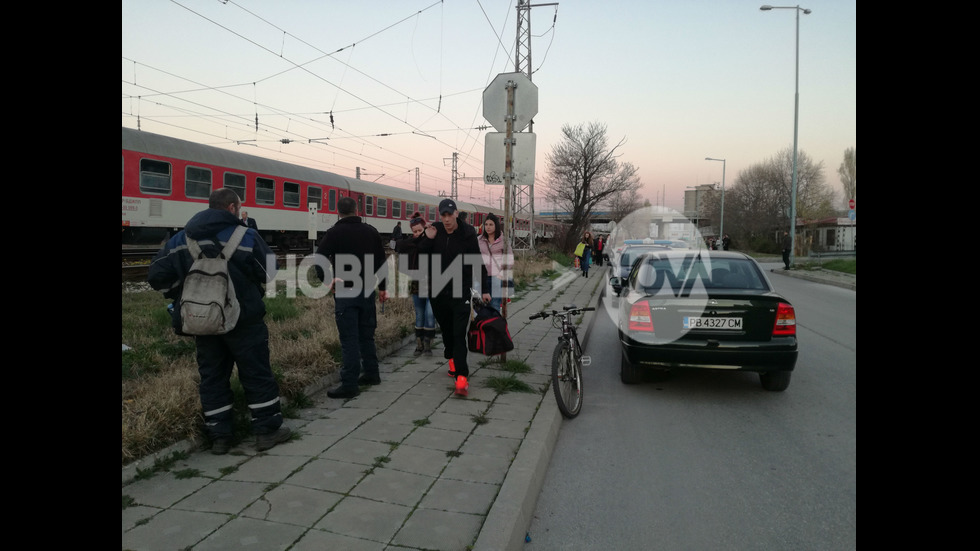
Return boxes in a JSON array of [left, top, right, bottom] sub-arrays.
[[418, 198, 485, 396]]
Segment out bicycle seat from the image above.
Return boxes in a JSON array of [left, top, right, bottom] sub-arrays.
[[563, 304, 578, 310]]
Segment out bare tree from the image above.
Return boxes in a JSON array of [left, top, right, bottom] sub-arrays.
[[544, 121, 642, 250], [606, 187, 643, 223], [704, 147, 835, 249], [838, 147, 856, 206]]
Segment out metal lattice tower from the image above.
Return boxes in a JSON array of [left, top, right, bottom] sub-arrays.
[[512, 1, 535, 250], [443, 152, 459, 201]]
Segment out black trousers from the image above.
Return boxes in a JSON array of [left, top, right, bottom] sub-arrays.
[[430, 295, 472, 377]]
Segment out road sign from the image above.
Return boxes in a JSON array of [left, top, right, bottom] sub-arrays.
[[308, 202, 318, 239], [484, 132, 536, 186], [849, 209, 856, 221], [482, 72, 538, 133], [848, 199, 855, 209]]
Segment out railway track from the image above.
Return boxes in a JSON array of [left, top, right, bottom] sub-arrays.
[[122, 247, 322, 283]]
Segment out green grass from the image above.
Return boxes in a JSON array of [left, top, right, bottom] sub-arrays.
[[548, 251, 573, 267], [796, 258, 856, 274], [483, 375, 536, 394], [820, 259, 856, 274]]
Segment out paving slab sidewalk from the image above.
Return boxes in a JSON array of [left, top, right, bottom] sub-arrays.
[[122, 263, 608, 551]]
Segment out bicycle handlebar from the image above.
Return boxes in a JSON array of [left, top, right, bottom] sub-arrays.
[[529, 306, 595, 320]]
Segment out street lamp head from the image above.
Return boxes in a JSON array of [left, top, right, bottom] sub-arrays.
[[760, 5, 811, 13]]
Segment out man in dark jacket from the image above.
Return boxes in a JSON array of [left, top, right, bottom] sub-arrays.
[[315, 196, 389, 399], [418, 198, 486, 396], [147, 188, 290, 454], [782, 231, 792, 270]]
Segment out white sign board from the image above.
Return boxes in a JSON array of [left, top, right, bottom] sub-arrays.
[[482, 72, 538, 133], [484, 132, 536, 186], [308, 203, 318, 240]]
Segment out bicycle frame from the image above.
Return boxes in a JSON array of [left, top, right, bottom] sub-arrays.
[[531, 305, 595, 418]]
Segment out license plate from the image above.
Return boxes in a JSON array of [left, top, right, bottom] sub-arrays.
[[683, 317, 743, 330]]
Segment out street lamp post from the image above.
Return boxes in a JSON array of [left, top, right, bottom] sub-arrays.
[[760, 4, 810, 268], [705, 157, 726, 240]]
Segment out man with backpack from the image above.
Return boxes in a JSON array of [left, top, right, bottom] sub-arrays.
[[148, 188, 290, 455]]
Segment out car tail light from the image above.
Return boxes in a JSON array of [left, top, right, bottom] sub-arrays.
[[629, 301, 654, 332], [772, 302, 796, 336]]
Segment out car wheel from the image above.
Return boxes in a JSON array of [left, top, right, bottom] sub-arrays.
[[620, 350, 642, 384], [759, 371, 791, 391]]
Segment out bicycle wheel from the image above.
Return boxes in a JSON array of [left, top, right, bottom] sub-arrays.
[[551, 340, 583, 418]]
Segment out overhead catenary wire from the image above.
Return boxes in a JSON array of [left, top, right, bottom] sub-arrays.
[[124, 1, 556, 202]]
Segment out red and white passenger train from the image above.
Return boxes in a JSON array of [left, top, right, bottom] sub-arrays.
[[122, 127, 563, 250]]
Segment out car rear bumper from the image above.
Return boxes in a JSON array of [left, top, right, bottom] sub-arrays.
[[620, 334, 797, 372]]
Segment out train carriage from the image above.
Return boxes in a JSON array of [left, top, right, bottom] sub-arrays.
[[122, 127, 560, 249]]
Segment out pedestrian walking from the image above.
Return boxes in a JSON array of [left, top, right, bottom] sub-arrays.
[[579, 231, 594, 278], [595, 235, 605, 266], [147, 188, 290, 454], [315, 196, 390, 399], [396, 215, 437, 356], [722, 234, 731, 251], [782, 231, 792, 269], [477, 213, 513, 312], [418, 198, 486, 396]]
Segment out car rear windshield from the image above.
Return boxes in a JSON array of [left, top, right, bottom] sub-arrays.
[[631, 255, 768, 293], [620, 246, 667, 267]]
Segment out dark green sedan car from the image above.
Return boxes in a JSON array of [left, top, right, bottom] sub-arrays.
[[610, 250, 797, 391]]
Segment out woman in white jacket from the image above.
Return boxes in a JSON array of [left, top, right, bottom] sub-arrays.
[[477, 213, 513, 312]]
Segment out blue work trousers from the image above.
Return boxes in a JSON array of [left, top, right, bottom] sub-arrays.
[[195, 321, 283, 439]]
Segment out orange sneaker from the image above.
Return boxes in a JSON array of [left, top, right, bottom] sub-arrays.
[[455, 375, 469, 396], [447, 358, 456, 378]]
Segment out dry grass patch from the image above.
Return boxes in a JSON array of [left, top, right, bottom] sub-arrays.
[[122, 254, 555, 467]]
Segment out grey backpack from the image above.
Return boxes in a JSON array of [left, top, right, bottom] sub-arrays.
[[180, 226, 247, 335]]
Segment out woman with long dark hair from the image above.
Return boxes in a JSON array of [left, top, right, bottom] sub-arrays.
[[477, 213, 513, 312], [395, 212, 436, 355], [580, 231, 594, 278]]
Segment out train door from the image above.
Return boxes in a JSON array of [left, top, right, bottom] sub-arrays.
[[349, 191, 365, 216]]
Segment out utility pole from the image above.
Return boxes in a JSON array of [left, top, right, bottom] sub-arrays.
[[444, 153, 458, 201], [415, 167, 419, 193], [511, 1, 557, 250]]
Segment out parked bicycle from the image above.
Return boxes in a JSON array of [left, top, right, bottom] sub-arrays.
[[529, 305, 594, 418]]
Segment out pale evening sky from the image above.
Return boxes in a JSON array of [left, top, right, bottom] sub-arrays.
[[122, 0, 856, 213]]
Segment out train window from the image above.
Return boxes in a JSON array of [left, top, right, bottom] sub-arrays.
[[406, 203, 415, 217], [256, 177, 275, 205], [377, 198, 387, 217], [392, 200, 401, 219], [139, 158, 171, 195], [357, 194, 364, 215], [185, 166, 212, 199], [366, 196, 374, 216], [427, 206, 435, 222], [224, 173, 246, 203], [308, 186, 322, 210], [328, 189, 337, 212], [284, 181, 300, 208]]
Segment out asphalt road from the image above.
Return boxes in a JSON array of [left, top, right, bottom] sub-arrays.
[[525, 269, 856, 550]]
